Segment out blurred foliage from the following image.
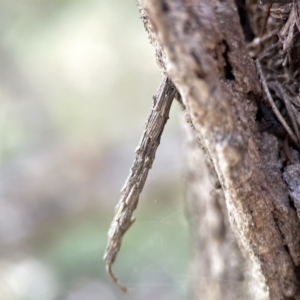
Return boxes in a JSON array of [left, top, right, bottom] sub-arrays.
[[0, 1, 190, 300]]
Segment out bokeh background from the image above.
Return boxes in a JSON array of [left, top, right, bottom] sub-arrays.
[[0, 1, 190, 299]]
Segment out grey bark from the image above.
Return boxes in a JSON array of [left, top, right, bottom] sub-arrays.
[[137, 1, 300, 299], [184, 123, 255, 300]]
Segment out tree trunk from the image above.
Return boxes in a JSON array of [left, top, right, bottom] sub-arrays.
[[184, 123, 257, 300], [137, 1, 300, 299]]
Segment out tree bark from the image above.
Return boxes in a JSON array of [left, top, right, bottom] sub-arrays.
[[137, 1, 300, 299], [184, 123, 257, 300]]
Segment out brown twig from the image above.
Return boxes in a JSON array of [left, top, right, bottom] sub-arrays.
[[260, 3, 273, 38], [256, 60, 300, 148], [293, 0, 300, 32], [103, 76, 176, 292], [276, 82, 300, 143]]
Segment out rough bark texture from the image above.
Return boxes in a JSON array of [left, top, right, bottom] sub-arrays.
[[137, 0, 300, 299], [184, 122, 255, 300]]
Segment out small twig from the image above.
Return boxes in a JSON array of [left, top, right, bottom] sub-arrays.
[[293, 0, 300, 33], [259, 3, 272, 39], [256, 60, 300, 148], [258, 42, 279, 61], [247, 29, 278, 53], [293, 95, 300, 108], [103, 76, 176, 292], [276, 82, 300, 143], [280, 7, 296, 52]]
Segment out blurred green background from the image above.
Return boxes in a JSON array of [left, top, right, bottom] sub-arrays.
[[0, 1, 190, 299]]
